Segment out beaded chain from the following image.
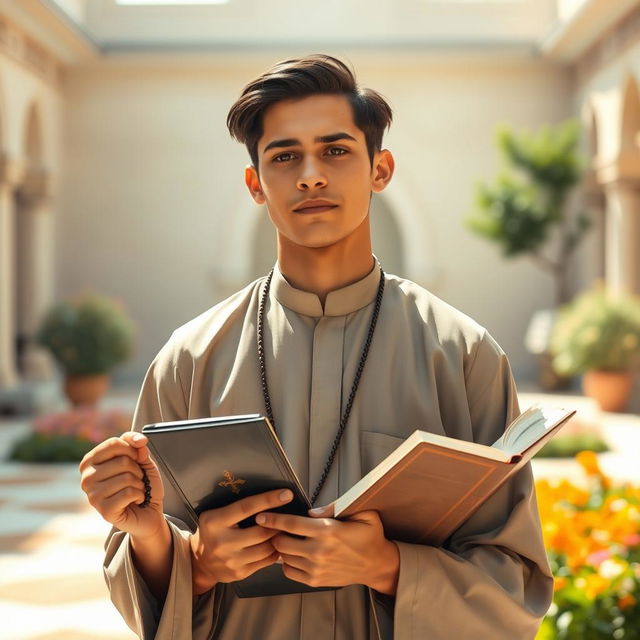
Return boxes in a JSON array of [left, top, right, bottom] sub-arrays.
[[257, 264, 385, 506], [139, 468, 152, 508]]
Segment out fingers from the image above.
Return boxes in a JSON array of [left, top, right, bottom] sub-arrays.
[[95, 483, 147, 521], [88, 455, 144, 484], [211, 489, 293, 527], [79, 435, 139, 471], [241, 550, 281, 577], [239, 540, 278, 565], [231, 523, 279, 548], [256, 512, 332, 537], [95, 472, 147, 502]]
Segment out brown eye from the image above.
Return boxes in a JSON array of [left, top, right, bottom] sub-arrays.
[[273, 152, 295, 163]]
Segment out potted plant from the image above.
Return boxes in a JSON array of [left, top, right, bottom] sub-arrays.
[[464, 119, 593, 390], [549, 284, 640, 412], [37, 293, 135, 406]]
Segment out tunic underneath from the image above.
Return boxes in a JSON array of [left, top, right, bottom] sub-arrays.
[[103, 262, 553, 639]]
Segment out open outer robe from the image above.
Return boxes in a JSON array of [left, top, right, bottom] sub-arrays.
[[103, 263, 553, 639]]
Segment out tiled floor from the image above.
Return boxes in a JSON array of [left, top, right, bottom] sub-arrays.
[[0, 461, 137, 640], [0, 386, 638, 639]]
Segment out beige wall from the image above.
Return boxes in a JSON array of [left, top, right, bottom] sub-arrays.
[[58, 53, 574, 385]]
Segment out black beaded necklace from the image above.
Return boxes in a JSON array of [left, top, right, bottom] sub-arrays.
[[257, 264, 385, 506]]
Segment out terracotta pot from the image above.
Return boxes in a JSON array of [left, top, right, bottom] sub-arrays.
[[582, 369, 635, 413], [64, 373, 111, 407]]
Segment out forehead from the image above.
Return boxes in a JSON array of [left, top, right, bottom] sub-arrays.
[[258, 94, 364, 150]]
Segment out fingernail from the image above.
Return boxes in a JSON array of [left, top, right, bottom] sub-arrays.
[[308, 507, 325, 515], [279, 490, 292, 502], [132, 434, 145, 442], [256, 514, 266, 525]]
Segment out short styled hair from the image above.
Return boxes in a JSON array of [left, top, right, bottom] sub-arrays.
[[226, 54, 393, 171]]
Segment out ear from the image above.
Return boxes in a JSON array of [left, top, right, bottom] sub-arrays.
[[371, 149, 395, 194], [245, 164, 265, 205]]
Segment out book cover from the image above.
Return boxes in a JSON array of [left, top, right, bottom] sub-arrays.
[[142, 414, 335, 597]]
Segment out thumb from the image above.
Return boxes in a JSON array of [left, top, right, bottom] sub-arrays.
[[308, 503, 335, 518], [120, 431, 153, 467]]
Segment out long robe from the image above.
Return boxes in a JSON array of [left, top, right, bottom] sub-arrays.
[[103, 262, 553, 639]]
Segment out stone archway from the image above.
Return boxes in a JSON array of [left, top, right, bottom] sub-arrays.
[[601, 74, 640, 295], [14, 101, 55, 381], [621, 74, 640, 154]]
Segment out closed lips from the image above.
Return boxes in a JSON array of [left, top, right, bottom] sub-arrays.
[[293, 200, 338, 212]]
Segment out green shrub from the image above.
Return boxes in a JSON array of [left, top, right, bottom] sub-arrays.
[[37, 293, 135, 375], [550, 285, 640, 376]]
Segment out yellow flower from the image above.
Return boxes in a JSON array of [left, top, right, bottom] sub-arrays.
[[584, 573, 610, 599]]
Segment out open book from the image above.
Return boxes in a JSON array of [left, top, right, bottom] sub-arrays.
[[332, 404, 575, 546], [141, 403, 575, 596]]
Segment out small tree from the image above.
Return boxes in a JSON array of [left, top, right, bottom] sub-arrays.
[[464, 119, 592, 307]]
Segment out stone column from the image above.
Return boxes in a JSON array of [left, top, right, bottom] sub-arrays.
[[15, 169, 56, 381], [0, 157, 22, 389], [603, 180, 640, 295]]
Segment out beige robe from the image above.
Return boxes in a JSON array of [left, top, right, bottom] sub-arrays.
[[103, 262, 553, 639]]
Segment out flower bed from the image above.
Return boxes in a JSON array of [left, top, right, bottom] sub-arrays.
[[536, 451, 640, 639], [9, 407, 132, 462]]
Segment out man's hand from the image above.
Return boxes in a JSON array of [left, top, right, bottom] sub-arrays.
[[256, 504, 400, 595], [189, 489, 294, 595], [79, 432, 166, 540]]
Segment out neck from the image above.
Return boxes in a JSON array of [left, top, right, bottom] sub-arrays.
[[277, 219, 374, 307]]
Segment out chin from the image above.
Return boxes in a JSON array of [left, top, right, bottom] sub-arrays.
[[290, 232, 350, 249]]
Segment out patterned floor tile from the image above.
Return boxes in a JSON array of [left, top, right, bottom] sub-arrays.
[[0, 573, 109, 604]]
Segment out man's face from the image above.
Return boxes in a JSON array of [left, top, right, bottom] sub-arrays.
[[245, 93, 393, 250]]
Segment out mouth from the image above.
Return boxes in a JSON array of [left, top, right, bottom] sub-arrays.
[[294, 204, 339, 214]]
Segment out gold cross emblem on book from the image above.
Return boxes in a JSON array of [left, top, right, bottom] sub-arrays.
[[218, 470, 246, 494]]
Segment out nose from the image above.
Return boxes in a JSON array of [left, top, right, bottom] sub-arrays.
[[296, 157, 327, 190]]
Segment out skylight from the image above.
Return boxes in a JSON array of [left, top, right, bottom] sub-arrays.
[[115, 0, 230, 5]]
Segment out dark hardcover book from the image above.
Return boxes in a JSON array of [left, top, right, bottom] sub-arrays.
[[142, 405, 575, 597], [141, 414, 337, 598]]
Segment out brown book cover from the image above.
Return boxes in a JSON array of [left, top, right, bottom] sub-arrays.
[[333, 405, 576, 546]]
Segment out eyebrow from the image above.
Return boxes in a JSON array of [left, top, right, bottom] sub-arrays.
[[262, 131, 357, 154]]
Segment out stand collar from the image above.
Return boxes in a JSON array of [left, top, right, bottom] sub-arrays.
[[271, 258, 381, 318]]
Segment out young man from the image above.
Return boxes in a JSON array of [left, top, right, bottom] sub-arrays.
[[79, 54, 553, 639]]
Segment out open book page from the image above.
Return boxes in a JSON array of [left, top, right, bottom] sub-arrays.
[[491, 404, 573, 456]]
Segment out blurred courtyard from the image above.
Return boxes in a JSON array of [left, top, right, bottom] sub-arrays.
[[2, 0, 640, 638]]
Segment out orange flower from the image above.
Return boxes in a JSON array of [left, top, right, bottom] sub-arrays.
[[576, 450, 601, 476], [554, 577, 567, 591], [618, 594, 636, 610]]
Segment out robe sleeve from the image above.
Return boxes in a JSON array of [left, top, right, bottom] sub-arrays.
[[387, 330, 554, 639], [101, 333, 219, 640]]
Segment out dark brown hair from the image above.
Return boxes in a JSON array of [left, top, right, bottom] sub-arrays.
[[226, 54, 393, 172]]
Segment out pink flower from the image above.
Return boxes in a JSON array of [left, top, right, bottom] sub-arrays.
[[586, 549, 612, 567]]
